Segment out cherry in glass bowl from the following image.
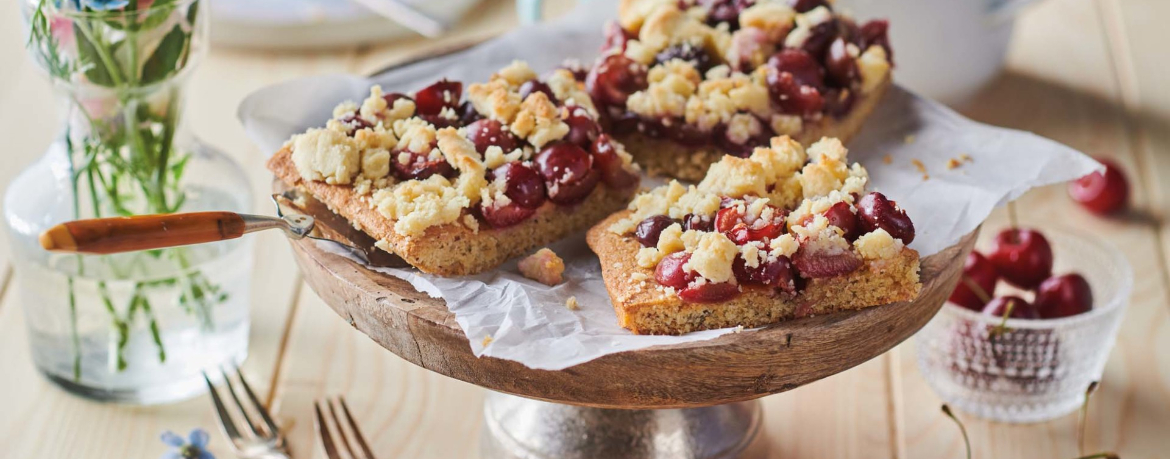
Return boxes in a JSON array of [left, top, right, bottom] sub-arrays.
[[915, 227, 1131, 423]]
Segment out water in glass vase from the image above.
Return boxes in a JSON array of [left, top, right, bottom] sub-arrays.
[[6, 140, 254, 404]]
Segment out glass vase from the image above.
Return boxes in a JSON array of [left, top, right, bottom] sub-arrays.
[[6, 0, 254, 404]]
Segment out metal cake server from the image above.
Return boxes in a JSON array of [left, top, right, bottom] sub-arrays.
[[38, 190, 408, 269]]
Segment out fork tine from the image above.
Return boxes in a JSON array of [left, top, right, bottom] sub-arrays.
[[315, 401, 341, 459], [339, 396, 376, 459], [234, 366, 281, 439], [220, 369, 262, 438], [327, 398, 359, 459], [204, 371, 243, 443]]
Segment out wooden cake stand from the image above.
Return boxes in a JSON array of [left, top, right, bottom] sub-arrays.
[[284, 190, 978, 458]]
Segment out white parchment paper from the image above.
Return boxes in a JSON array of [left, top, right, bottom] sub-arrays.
[[238, 0, 1099, 370]]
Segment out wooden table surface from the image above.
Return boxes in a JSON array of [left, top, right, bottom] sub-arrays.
[[2, 0, 1168, 457]]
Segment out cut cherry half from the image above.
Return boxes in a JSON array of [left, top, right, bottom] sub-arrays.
[[587, 54, 648, 107], [414, 79, 463, 117], [536, 142, 600, 205], [466, 119, 520, 154], [655, 252, 697, 290], [591, 134, 640, 189], [857, 192, 915, 243], [392, 147, 453, 181]]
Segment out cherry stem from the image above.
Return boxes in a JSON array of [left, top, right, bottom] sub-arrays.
[[1007, 201, 1020, 233], [941, 405, 972, 459], [961, 275, 992, 304], [1080, 381, 1100, 455], [991, 299, 1016, 337]]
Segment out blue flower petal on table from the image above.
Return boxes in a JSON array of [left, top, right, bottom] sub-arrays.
[[160, 431, 185, 448], [188, 429, 209, 448], [81, 0, 130, 11]]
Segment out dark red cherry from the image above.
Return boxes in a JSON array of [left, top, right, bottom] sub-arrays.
[[788, 0, 828, 13], [413, 79, 462, 116], [392, 147, 453, 181], [859, 20, 893, 65], [765, 50, 826, 117], [1034, 274, 1093, 319], [466, 119, 520, 154], [792, 247, 862, 278], [981, 296, 1040, 320], [715, 122, 773, 157], [655, 252, 697, 289], [457, 100, 482, 125], [654, 43, 715, 74], [733, 255, 797, 293], [559, 60, 590, 82], [684, 213, 714, 232], [948, 251, 999, 312], [590, 134, 640, 189], [563, 105, 601, 148], [825, 37, 859, 87], [519, 79, 557, 104], [856, 192, 915, 243], [587, 54, 648, 107], [987, 228, 1054, 290], [800, 19, 839, 59], [602, 20, 636, 53], [493, 161, 546, 209], [481, 201, 537, 228], [766, 49, 824, 89], [822, 201, 860, 241], [635, 215, 680, 247], [1068, 158, 1129, 215], [679, 282, 740, 302], [536, 142, 599, 205]]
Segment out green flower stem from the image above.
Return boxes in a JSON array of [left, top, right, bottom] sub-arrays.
[[71, 20, 125, 88]]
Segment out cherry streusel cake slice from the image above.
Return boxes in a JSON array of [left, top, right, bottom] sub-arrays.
[[268, 61, 641, 276], [585, 0, 893, 180], [587, 136, 919, 335]]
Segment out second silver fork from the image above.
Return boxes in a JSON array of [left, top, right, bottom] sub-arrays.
[[315, 396, 377, 459], [204, 368, 289, 459]]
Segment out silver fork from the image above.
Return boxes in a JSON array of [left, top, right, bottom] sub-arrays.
[[314, 396, 377, 459], [204, 368, 290, 459]]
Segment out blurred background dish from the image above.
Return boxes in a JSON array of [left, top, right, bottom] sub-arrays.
[[836, 0, 1042, 107], [209, 0, 481, 50]]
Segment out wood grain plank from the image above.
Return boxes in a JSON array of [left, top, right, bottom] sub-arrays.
[[894, 0, 1170, 457], [270, 284, 485, 459]]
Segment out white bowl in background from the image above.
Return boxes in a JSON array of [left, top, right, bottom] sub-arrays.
[[836, 0, 1041, 106]]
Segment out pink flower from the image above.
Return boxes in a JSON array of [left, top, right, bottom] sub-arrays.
[[49, 16, 75, 49]]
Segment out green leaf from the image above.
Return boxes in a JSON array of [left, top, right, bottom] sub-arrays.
[[140, 24, 188, 85], [74, 23, 116, 86]]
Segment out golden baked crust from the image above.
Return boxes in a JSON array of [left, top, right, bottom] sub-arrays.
[[269, 148, 634, 276], [620, 75, 891, 181], [587, 210, 920, 335]]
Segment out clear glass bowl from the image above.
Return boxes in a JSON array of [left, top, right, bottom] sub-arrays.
[[915, 228, 1131, 423]]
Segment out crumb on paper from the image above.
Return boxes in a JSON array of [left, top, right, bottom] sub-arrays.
[[947, 154, 974, 170], [882, 154, 893, 165], [482, 335, 493, 347], [733, 325, 745, 333], [518, 247, 565, 286], [566, 296, 580, 310], [911, 158, 929, 180], [903, 134, 916, 144]]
